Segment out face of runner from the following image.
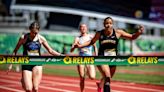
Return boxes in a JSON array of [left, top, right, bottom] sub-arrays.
[[79, 24, 88, 34], [104, 18, 113, 30], [29, 22, 40, 37], [30, 27, 39, 37]]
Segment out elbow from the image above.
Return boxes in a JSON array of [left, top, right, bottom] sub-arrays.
[[70, 48, 74, 52], [131, 35, 137, 40], [48, 49, 53, 55], [131, 37, 135, 40], [90, 40, 94, 46]]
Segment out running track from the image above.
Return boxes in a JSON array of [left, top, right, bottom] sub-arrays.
[[0, 71, 164, 92]]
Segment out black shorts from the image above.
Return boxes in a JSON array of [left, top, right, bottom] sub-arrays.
[[21, 65, 42, 71], [109, 65, 116, 68]]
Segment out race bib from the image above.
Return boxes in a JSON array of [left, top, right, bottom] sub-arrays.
[[104, 49, 116, 56], [27, 50, 39, 56], [81, 48, 89, 53]]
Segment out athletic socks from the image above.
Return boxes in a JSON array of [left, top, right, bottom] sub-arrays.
[[103, 77, 110, 92]]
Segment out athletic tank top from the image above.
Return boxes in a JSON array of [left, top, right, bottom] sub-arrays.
[[78, 35, 93, 56], [98, 29, 118, 56], [23, 33, 41, 56]]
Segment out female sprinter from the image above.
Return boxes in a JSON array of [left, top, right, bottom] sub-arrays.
[[72, 17, 144, 92], [70, 24, 98, 92], [8, 22, 64, 92]]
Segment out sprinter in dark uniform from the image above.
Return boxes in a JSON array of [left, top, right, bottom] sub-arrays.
[[98, 28, 118, 56], [72, 17, 144, 92], [97, 29, 118, 92], [8, 22, 64, 92]]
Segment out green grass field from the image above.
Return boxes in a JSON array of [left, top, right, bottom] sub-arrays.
[[1, 64, 164, 85]]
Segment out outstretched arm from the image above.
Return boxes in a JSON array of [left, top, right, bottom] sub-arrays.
[[70, 37, 79, 53], [93, 43, 98, 56], [77, 32, 101, 48], [13, 35, 25, 55], [41, 36, 63, 56], [119, 25, 144, 40], [7, 35, 24, 73]]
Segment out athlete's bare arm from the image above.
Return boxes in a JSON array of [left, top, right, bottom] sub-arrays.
[[13, 35, 26, 55], [70, 37, 79, 52], [76, 32, 101, 48], [7, 34, 26, 73], [93, 43, 98, 56], [117, 25, 144, 40], [40, 35, 63, 56]]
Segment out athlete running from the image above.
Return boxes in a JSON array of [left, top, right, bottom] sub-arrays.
[[70, 24, 98, 92], [72, 17, 144, 92], [8, 22, 64, 92]]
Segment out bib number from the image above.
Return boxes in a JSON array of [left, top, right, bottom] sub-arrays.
[[27, 51, 39, 56], [104, 49, 116, 56]]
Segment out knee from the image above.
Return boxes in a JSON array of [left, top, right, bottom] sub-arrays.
[[104, 71, 111, 78], [89, 75, 95, 80], [21, 82, 32, 92], [24, 87, 32, 92]]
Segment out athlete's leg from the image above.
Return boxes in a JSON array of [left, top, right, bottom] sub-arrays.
[[32, 66, 42, 92], [86, 65, 95, 80], [97, 66, 116, 92], [22, 70, 33, 92], [16, 65, 20, 72], [97, 65, 111, 92], [97, 65, 105, 87], [110, 65, 116, 78], [77, 65, 85, 92], [96, 65, 105, 92]]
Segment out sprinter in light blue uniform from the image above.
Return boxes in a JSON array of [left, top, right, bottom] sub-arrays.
[[71, 24, 98, 92], [79, 34, 93, 56]]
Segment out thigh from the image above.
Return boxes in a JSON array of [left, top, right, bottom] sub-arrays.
[[32, 66, 43, 87], [99, 65, 111, 78], [97, 65, 105, 77], [77, 65, 85, 78], [22, 70, 33, 90], [86, 65, 95, 79], [109, 65, 116, 78]]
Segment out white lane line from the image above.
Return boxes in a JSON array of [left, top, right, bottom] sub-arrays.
[[0, 85, 24, 92], [42, 80, 123, 92], [3, 75, 164, 92], [111, 84, 164, 92], [41, 76, 164, 92], [0, 75, 123, 92], [2, 72, 164, 92], [0, 78, 21, 84], [0, 79, 76, 92], [43, 76, 164, 92], [40, 86, 76, 92]]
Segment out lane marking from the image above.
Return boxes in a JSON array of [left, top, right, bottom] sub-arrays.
[[0, 85, 24, 92], [0, 76, 123, 92], [1, 72, 164, 92], [0, 79, 76, 92]]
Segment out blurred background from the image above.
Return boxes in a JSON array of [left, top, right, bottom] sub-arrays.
[[0, 0, 164, 87]]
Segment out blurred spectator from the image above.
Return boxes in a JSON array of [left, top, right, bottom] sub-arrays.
[[149, 7, 161, 22]]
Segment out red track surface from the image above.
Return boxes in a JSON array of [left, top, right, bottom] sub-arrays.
[[0, 71, 164, 92]]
